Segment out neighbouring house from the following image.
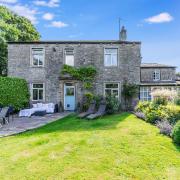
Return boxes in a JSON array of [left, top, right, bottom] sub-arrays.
[[7, 27, 179, 110], [140, 63, 180, 101]]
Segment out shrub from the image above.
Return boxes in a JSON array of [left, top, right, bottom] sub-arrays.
[[136, 102, 159, 123], [94, 95, 103, 110], [153, 97, 168, 106], [135, 101, 180, 124], [135, 101, 151, 113], [0, 77, 30, 111], [174, 98, 180, 105], [82, 92, 94, 111], [106, 95, 120, 114], [166, 104, 180, 124], [156, 120, 173, 136], [145, 110, 159, 124], [172, 121, 180, 145], [151, 89, 177, 103]]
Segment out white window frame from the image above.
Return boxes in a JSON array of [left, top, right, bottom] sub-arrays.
[[104, 83, 120, 99], [140, 87, 151, 101], [64, 48, 74, 66], [104, 48, 118, 67], [153, 69, 160, 81], [31, 83, 45, 101], [31, 47, 45, 67]]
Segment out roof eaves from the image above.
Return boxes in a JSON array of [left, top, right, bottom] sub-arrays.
[[8, 40, 141, 45]]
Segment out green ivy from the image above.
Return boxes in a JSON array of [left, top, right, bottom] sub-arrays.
[[61, 64, 97, 89], [122, 81, 139, 110], [0, 77, 30, 110]]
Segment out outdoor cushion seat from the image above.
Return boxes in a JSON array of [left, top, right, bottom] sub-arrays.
[[32, 110, 46, 116], [86, 101, 106, 120], [78, 101, 96, 118], [19, 103, 55, 117]]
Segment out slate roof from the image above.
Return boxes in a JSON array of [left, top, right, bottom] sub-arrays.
[[8, 40, 141, 44], [141, 63, 176, 68]]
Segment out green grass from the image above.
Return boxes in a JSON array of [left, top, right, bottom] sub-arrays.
[[0, 113, 179, 179]]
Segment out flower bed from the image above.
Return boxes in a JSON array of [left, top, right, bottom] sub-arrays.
[[135, 101, 180, 144]]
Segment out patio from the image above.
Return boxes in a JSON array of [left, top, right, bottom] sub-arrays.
[[0, 112, 71, 137]]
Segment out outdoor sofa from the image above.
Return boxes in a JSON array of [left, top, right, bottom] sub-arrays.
[[19, 103, 55, 117]]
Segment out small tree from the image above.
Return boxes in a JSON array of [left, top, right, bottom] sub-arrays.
[[0, 6, 41, 76], [122, 81, 138, 111]]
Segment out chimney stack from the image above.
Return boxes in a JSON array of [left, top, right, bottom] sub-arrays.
[[120, 26, 127, 41]]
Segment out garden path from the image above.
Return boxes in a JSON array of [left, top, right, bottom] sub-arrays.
[[0, 112, 71, 137]]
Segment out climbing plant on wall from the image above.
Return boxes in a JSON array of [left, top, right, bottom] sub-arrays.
[[61, 64, 97, 89], [122, 81, 139, 111]]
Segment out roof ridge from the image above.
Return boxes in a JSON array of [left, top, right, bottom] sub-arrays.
[[141, 63, 176, 68], [8, 40, 141, 44]]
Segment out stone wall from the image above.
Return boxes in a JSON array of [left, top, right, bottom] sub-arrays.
[[8, 42, 141, 107], [141, 67, 176, 82]]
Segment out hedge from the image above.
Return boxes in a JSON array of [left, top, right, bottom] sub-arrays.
[[172, 120, 180, 145], [0, 77, 30, 111]]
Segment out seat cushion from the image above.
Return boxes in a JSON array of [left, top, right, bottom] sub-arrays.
[[37, 103, 43, 108], [33, 110, 46, 116]]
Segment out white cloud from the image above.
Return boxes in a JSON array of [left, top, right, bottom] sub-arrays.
[[42, 13, 54, 20], [33, 0, 60, 7], [10, 5, 38, 24], [145, 12, 173, 24], [48, 21, 68, 28], [0, 0, 17, 3], [0, 3, 38, 24]]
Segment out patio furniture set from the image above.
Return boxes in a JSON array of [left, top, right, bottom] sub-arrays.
[[0, 103, 56, 128], [0, 99, 107, 128], [19, 103, 55, 117]]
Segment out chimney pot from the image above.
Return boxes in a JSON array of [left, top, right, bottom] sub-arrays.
[[120, 26, 127, 41]]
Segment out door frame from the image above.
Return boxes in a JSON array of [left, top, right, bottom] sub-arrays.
[[64, 83, 76, 110]]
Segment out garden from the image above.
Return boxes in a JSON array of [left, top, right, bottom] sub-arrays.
[[0, 113, 179, 179], [135, 89, 180, 145], [0, 76, 179, 179]]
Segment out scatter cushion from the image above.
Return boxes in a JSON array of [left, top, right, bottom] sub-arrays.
[[48, 103, 54, 109]]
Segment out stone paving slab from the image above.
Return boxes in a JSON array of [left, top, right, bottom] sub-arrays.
[[0, 112, 71, 137]]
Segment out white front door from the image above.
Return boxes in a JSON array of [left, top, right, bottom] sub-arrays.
[[64, 84, 75, 111]]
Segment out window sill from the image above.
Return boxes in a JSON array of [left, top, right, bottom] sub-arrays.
[[30, 66, 45, 68], [31, 100, 44, 102], [104, 66, 118, 68]]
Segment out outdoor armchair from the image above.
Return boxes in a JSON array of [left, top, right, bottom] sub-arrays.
[[0, 107, 9, 128]]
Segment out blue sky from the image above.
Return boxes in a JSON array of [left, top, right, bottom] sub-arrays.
[[1, 0, 180, 71]]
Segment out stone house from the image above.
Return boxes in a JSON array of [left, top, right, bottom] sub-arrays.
[[140, 63, 179, 101], [7, 28, 179, 110], [8, 40, 141, 110]]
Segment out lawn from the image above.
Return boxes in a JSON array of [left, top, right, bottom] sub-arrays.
[[0, 113, 179, 179]]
